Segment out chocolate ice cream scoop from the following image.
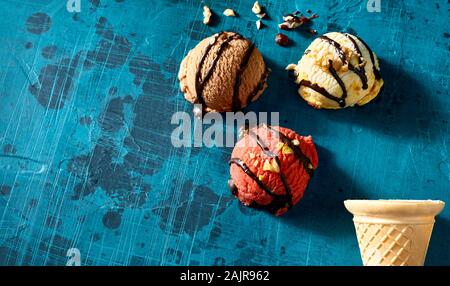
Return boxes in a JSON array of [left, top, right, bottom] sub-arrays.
[[178, 32, 269, 112], [289, 32, 384, 109]]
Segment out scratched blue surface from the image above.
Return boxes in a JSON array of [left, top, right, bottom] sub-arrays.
[[0, 0, 449, 266]]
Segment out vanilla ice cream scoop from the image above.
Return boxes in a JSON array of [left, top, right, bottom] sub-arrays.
[[289, 32, 384, 109], [178, 32, 268, 112]]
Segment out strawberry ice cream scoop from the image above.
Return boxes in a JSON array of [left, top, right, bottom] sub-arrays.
[[229, 125, 318, 216]]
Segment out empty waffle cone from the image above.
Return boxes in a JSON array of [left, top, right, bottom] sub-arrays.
[[344, 200, 445, 266]]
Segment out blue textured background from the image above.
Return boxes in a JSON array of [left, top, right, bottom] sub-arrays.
[[0, 0, 449, 266]]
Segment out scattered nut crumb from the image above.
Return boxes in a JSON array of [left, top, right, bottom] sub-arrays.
[[271, 160, 280, 173], [292, 139, 300, 146], [249, 152, 255, 159], [256, 13, 266, 19], [256, 20, 263, 30], [276, 142, 284, 151], [278, 11, 318, 31], [285, 64, 297, 71], [203, 6, 212, 25], [258, 174, 264, 181], [308, 163, 314, 170], [282, 145, 293, 155], [252, 1, 262, 14], [223, 8, 236, 17], [253, 160, 259, 167], [263, 159, 279, 173], [275, 33, 289, 46], [263, 160, 272, 172]]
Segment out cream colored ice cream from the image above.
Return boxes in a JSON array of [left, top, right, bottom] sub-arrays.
[[178, 32, 268, 112], [344, 200, 445, 266], [289, 32, 384, 109]]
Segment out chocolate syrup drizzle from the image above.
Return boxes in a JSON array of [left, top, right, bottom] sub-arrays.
[[353, 35, 382, 80], [328, 60, 347, 107], [232, 44, 255, 111], [229, 125, 314, 214], [194, 32, 268, 111], [299, 79, 345, 107], [247, 69, 269, 105], [319, 35, 368, 89], [195, 32, 242, 109]]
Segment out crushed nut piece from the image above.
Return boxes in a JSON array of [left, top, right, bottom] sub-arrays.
[[256, 13, 266, 19], [249, 152, 255, 159], [308, 163, 314, 169], [292, 139, 300, 146], [252, 1, 262, 14], [223, 8, 236, 17], [258, 174, 265, 181], [253, 160, 259, 167], [278, 12, 318, 30], [203, 6, 212, 25], [282, 145, 294, 154], [271, 160, 280, 173], [263, 160, 272, 171], [285, 64, 297, 71], [276, 142, 284, 151], [256, 20, 263, 30], [263, 159, 280, 173]]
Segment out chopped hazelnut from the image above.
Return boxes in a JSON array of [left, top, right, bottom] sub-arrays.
[[276, 142, 284, 151], [271, 160, 280, 173], [203, 6, 212, 25], [252, 1, 262, 14], [263, 159, 280, 173], [223, 8, 236, 17], [292, 139, 300, 146], [263, 160, 272, 171], [256, 20, 263, 30], [282, 145, 294, 154]]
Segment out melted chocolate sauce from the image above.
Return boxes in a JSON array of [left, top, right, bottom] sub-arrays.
[[328, 60, 348, 106], [247, 68, 269, 105], [229, 158, 273, 196], [195, 32, 242, 109], [267, 126, 314, 177], [319, 35, 347, 63], [320, 35, 368, 90], [344, 34, 368, 89], [354, 35, 382, 80], [195, 32, 222, 107], [298, 80, 345, 107], [232, 44, 255, 111], [344, 34, 364, 65]]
